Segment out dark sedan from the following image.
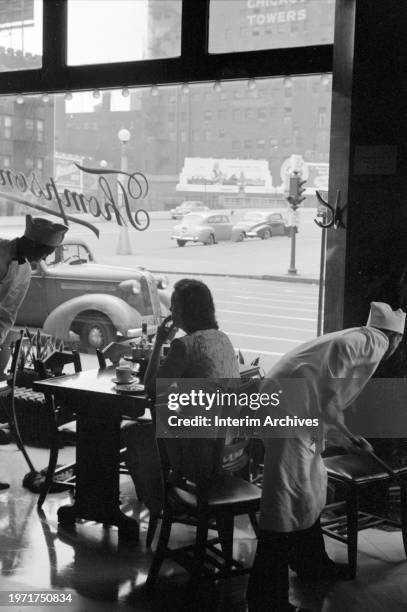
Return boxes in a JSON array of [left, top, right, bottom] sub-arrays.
[[233, 211, 288, 239]]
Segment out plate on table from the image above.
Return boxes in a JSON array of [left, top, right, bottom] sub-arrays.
[[113, 381, 145, 394]]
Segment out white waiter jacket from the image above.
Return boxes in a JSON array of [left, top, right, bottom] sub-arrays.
[[259, 326, 389, 532]]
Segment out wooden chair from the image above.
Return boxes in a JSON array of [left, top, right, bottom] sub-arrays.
[[145, 434, 261, 604], [0, 330, 38, 473], [322, 453, 407, 578]]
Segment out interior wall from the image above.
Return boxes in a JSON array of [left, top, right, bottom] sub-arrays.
[[325, 0, 407, 376]]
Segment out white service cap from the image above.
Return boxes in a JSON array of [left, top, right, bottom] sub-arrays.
[[366, 301, 406, 334]]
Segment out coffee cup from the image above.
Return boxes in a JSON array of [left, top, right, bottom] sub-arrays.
[[115, 365, 133, 384]]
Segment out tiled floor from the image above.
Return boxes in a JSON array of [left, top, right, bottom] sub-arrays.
[[1, 442, 407, 611]]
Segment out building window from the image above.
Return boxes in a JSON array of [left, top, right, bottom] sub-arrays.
[[318, 107, 328, 128], [25, 157, 34, 170], [244, 139, 253, 149], [25, 119, 34, 131], [36, 119, 44, 142], [219, 129, 225, 139], [204, 111, 213, 121], [232, 140, 240, 150], [4, 115, 12, 139]]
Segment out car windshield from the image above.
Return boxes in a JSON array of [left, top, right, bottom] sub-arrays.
[[181, 214, 204, 226]]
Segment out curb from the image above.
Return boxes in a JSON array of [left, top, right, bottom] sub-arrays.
[[150, 269, 319, 285]]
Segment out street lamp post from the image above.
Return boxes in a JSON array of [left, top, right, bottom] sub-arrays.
[[116, 128, 132, 255]]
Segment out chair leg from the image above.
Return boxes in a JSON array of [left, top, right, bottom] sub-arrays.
[[346, 484, 358, 579], [217, 515, 234, 575], [400, 482, 407, 557], [184, 518, 209, 604], [146, 513, 160, 548], [37, 441, 59, 509], [249, 511, 259, 536], [145, 515, 172, 592]]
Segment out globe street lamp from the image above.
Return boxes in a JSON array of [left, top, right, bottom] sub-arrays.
[[116, 128, 132, 255]]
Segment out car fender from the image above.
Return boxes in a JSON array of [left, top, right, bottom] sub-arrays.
[[42, 294, 142, 341], [231, 226, 245, 241], [252, 222, 272, 234]]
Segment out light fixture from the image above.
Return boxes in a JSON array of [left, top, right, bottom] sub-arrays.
[[320, 74, 331, 86], [64, 91, 73, 101], [181, 83, 190, 94], [16, 94, 24, 104], [213, 80, 222, 93], [100, 159, 108, 168], [151, 85, 159, 97], [118, 128, 131, 144], [283, 77, 293, 88], [92, 89, 101, 100], [247, 78, 256, 90], [121, 87, 130, 98], [42, 93, 50, 103]]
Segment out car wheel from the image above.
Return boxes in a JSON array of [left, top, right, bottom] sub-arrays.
[[262, 228, 272, 240], [76, 313, 116, 353], [205, 234, 215, 245], [177, 240, 187, 247]]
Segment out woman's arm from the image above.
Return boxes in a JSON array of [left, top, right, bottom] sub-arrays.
[[144, 328, 187, 398]]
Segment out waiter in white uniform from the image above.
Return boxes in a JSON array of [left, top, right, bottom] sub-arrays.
[[0, 214, 68, 489], [247, 302, 406, 612]]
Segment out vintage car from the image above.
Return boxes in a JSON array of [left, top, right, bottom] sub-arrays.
[[169, 200, 210, 219], [171, 212, 244, 246], [16, 240, 171, 352], [233, 210, 289, 239]]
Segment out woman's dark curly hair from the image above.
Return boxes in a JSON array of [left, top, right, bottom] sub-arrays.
[[172, 278, 219, 334]]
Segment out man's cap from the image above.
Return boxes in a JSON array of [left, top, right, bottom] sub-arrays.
[[366, 301, 406, 334], [24, 214, 68, 247]]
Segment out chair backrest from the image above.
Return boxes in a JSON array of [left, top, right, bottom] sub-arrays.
[[156, 435, 226, 509], [8, 330, 25, 391], [96, 342, 132, 368], [35, 350, 82, 379]]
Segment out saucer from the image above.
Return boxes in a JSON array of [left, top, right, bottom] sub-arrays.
[[112, 375, 139, 384], [114, 382, 144, 394]]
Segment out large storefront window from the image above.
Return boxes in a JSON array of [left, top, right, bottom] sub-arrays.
[[0, 74, 330, 370], [67, 0, 182, 65]]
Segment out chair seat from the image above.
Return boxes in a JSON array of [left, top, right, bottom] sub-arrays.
[[324, 454, 407, 484], [173, 474, 261, 509]]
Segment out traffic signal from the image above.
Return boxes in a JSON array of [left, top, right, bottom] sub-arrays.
[[287, 172, 307, 209]]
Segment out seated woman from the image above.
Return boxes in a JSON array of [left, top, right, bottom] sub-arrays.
[[123, 278, 240, 515]]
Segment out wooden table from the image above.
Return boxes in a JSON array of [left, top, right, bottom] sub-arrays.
[[33, 367, 147, 540]]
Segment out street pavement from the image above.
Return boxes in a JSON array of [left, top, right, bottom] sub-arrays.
[[165, 273, 319, 373], [0, 208, 322, 281], [3, 209, 321, 372], [78, 273, 319, 374]]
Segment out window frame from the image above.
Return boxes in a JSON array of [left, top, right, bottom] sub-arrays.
[[0, 1, 333, 95]]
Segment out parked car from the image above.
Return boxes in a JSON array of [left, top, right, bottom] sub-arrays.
[[16, 239, 171, 352], [233, 210, 289, 239], [172, 212, 244, 246], [170, 200, 209, 219]]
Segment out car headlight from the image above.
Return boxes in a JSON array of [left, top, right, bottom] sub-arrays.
[[155, 274, 169, 290]]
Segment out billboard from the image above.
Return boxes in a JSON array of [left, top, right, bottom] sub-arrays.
[[177, 157, 273, 194]]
